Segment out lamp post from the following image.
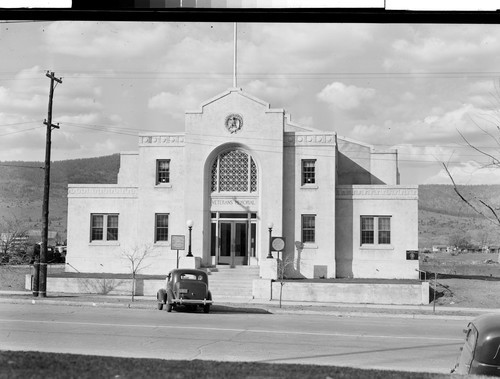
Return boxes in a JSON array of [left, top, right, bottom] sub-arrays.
[[267, 222, 273, 259], [186, 220, 193, 257]]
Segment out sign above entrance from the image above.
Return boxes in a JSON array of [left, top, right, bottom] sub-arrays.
[[225, 114, 243, 134], [272, 237, 286, 252], [211, 198, 257, 210]]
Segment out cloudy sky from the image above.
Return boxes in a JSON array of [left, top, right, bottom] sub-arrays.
[[2, 21, 500, 185]]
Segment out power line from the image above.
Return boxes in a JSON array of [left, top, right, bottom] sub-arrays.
[[0, 163, 43, 169], [2, 70, 500, 81], [0, 118, 494, 166], [0, 121, 39, 128], [0, 126, 43, 136], [55, 122, 500, 164]]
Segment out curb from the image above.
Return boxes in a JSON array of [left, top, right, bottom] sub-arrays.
[[0, 294, 484, 320]]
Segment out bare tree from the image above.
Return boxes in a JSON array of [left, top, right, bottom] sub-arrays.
[[442, 161, 500, 228], [276, 253, 295, 308], [121, 244, 156, 302], [0, 214, 30, 264], [441, 108, 500, 229]]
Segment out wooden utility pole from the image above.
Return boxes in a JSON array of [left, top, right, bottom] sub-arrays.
[[34, 71, 62, 298]]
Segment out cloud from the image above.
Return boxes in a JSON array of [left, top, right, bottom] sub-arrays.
[[148, 92, 185, 119], [245, 80, 299, 105], [389, 25, 500, 73], [317, 82, 376, 110], [425, 161, 500, 185], [45, 22, 170, 59], [148, 82, 222, 121]]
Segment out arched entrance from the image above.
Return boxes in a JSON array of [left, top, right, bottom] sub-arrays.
[[208, 148, 259, 266]]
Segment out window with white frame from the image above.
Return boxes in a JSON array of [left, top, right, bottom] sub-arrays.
[[361, 216, 391, 245], [155, 214, 169, 242], [90, 214, 119, 242], [301, 159, 316, 185], [301, 214, 316, 243], [156, 159, 170, 184]]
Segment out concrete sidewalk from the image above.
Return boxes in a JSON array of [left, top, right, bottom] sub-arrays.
[[0, 289, 498, 321]]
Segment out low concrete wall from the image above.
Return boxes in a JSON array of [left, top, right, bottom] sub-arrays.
[[27, 275, 429, 305], [253, 279, 430, 305], [25, 275, 164, 296]]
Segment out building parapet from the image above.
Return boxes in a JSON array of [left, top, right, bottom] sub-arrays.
[[284, 132, 337, 147], [139, 134, 185, 147], [68, 185, 138, 198], [336, 185, 418, 200]]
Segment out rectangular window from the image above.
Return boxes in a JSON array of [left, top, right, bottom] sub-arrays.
[[378, 217, 391, 244], [156, 159, 170, 184], [107, 215, 119, 241], [302, 214, 316, 243], [301, 159, 316, 185], [361, 217, 374, 244], [90, 214, 119, 242], [361, 216, 391, 245], [155, 214, 169, 242], [91, 215, 104, 241]]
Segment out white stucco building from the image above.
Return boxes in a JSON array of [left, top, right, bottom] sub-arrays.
[[66, 88, 419, 280]]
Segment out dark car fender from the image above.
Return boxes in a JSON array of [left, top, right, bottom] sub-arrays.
[[157, 288, 167, 303], [166, 288, 175, 304]]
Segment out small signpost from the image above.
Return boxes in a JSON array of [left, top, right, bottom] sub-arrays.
[[272, 237, 286, 278], [171, 235, 185, 268]]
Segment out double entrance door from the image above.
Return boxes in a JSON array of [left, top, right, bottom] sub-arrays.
[[212, 212, 256, 266]]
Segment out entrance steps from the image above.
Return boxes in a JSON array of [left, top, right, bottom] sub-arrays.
[[204, 265, 260, 300]]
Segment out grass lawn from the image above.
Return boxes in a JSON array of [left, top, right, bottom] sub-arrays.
[[0, 351, 449, 379]]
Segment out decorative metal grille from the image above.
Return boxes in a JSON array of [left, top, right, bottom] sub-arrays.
[[211, 149, 257, 193], [250, 159, 257, 192], [211, 160, 218, 192], [219, 150, 248, 191]]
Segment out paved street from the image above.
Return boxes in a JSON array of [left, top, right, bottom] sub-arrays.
[[0, 302, 465, 374]]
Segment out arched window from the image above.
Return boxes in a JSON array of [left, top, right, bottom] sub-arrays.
[[211, 149, 257, 193]]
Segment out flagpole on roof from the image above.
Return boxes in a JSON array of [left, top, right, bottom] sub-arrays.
[[233, 22, 237, 88]]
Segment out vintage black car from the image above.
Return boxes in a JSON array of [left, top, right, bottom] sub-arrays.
[[452, 313, 500, 376], [157, 268, 213, 313]]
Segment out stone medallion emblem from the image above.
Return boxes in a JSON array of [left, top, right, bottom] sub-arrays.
[[225, 114, 243, 134]]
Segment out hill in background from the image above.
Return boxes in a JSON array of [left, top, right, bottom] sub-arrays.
[[418, 184, 500, 248], [0, 155, 120, 241], [1, 154, 499, 247]]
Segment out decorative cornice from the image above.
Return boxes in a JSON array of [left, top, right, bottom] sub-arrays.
[[284, 132, 336, 147], [68, 186, 138, 198], [139, 134, 185, 146], [336, 185, 418, 200]]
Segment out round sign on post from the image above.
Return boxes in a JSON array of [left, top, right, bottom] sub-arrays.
[[271, 237, 285, 252]]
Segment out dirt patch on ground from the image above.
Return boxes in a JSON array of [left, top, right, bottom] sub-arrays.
[[433, 278, 500, 308]]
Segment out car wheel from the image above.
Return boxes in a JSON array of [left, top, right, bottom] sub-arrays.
[[203, 304, 210, 314], [157, 302, 163, 311], [166, 292, 173, 312]]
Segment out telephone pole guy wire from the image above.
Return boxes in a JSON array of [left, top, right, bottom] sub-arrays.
[[33, 71, 62, 298]]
